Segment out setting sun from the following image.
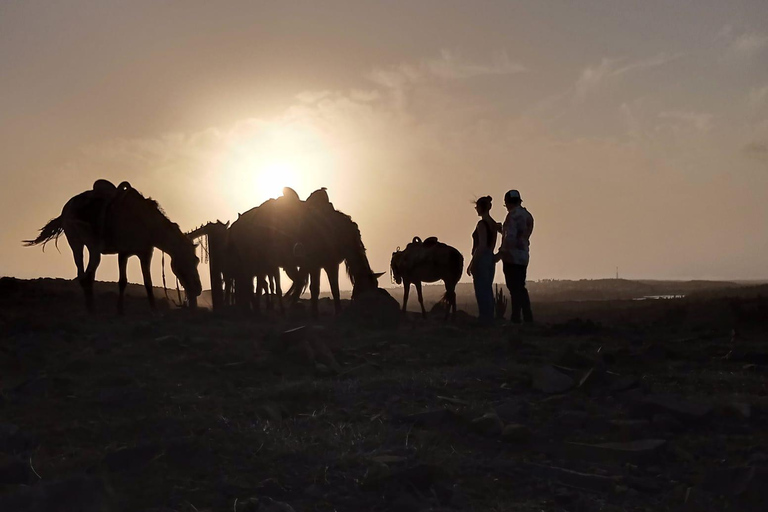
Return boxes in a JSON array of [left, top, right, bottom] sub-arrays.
[[254, 160, 300, 200]]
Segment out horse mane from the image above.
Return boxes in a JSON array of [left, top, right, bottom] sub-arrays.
[[125, 187, 191, 248], [319, 208, 370, 284]]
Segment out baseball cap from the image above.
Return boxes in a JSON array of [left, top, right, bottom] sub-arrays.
[[505, 189, 522, 203]]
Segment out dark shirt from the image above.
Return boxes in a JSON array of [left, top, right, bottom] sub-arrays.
[[472, 219, 497, 254]]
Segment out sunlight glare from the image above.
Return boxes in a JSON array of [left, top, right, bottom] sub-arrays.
[[256, 160, 299, 200]]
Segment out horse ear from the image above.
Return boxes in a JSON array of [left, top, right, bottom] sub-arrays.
[[372, 272, 385, 280]]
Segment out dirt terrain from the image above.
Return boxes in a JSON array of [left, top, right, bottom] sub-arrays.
[[1, 277, 767, 511]]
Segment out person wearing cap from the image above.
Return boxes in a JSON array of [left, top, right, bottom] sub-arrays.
[[495, 189, 534, 323]]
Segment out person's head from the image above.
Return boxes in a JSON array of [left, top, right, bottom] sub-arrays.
[[504, 189, 522, 209], [474, 196, 492, 216]]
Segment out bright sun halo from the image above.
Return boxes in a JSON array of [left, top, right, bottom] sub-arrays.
[[255, 160, 299, 200]]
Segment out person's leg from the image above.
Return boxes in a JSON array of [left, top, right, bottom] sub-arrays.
[[473, 252, 494, 323], [504, 262, 521, 323], [518, 264, 533, 323]]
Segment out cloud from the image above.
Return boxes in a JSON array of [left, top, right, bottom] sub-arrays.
[[730, 32, 768, 56], [743, 141, 768, 162], [720, 28, 768, 60], [368, 49, 526, 89], [573, 53, 683, 102], [658, 111, 714, 132], [749, 85, 768, 107]]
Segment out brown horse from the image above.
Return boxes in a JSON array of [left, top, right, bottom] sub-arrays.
[[227, 187, 382, 317], [225, 191, 305, 314], [287, 189, 384, 317], [25, 180, 202, 313], [390, 236, 464, 319]]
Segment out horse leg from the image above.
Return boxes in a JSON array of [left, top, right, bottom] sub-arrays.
[[445, 282, 457, 321], [309, 267, 322, 318], [139, 251, 156, 311], [117, 253, 129, 315], [402, 281, 411, 314], [82, 246, 101, 313], [274, 272, 285, 315], [415, 281, 427, 319], [254, 276, 264, 315], [70, 240, 85, 281], [326, 265, 342, 315], [234, 274, 252, 314]]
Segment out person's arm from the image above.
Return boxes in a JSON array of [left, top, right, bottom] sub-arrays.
[[468, 221, 488, 276], [495, 219, 511, 262]]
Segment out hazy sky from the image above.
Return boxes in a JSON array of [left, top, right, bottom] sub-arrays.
[[2, 0, 768, 290]]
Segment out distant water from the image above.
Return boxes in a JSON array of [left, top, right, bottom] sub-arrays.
[[633, 294, 685, 301]]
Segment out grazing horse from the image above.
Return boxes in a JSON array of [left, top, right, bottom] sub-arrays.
[[287, 189, 384, 317], [390, 236, 464, 319], [226, 191, 305, 314], [24, 180, 202, 313]]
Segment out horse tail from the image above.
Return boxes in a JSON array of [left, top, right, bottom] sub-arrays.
[[23, 216, 64, 251], [439, 289, 456, 306], [285, 268, 310, 301], [450, 247, 464, 282]]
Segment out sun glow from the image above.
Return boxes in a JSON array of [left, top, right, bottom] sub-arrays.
[[217, 119, 340, 212], [255, 160, 300, 200]]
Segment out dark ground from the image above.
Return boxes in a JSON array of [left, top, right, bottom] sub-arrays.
[[1, 277, 767, 511]]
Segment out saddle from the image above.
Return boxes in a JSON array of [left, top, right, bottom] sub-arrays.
[[401, 236, 443, 268], [89, 180, 134, 250]]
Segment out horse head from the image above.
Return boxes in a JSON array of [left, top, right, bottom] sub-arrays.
[[351, 270, 385, 299], [390, 249, 404, 285], [171, 236, 203, 307]]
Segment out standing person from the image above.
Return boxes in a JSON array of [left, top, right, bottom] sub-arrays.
[[496, 190, 534, 324], [467, 196, 498, 325]]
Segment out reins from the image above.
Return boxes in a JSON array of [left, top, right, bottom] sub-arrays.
[[161, 251, 182, 308]]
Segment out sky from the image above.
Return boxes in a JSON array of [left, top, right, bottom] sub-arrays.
[[2, 0, 768, 291]]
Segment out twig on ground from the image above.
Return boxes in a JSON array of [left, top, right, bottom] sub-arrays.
[[29, 456, 42, 479]]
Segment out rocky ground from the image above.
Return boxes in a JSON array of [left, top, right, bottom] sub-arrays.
[[1, 277, 767, 511]]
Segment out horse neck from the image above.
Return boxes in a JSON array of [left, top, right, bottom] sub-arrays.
[[344, 239, 373, 281], [151, 215, 188, 259]]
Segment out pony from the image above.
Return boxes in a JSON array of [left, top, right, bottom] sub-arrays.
[[390, 236, 463, 319], [25, 180, 202, 313]]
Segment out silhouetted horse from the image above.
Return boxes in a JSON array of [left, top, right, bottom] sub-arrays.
[[286, 188, 384, 317], [390, 236, 463, 319], [25, 180, 202, 313], [225, 191, 306, 314]]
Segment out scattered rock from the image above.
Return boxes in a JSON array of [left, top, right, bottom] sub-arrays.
[[556, 344, 596, 368], [0, 454, 29, 484], [501, 424, 532, 443], [258, 404, 284, 423], [0, 424, 36, 455], [555, 439, 667, 465], [524, 463, 621, 492], [0, 475, 112, 512], [650, 413, 684, 434], [610, 419, 651, 438], [280, 326, 306, 344], [531, 365, 574, 394], [608, 375, 639, 392], [716, 401, 751, 419], [556, 410, 590, 428], [493, 399, 526, 422], [403, 409, 456, 429], [698, 466, 768, 511], [641, 394, 713, 421], [236, 497, 296, 512], [470, 412, 504, 436], [102, 444, 161, 473], [341, 288, 400, 330]]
